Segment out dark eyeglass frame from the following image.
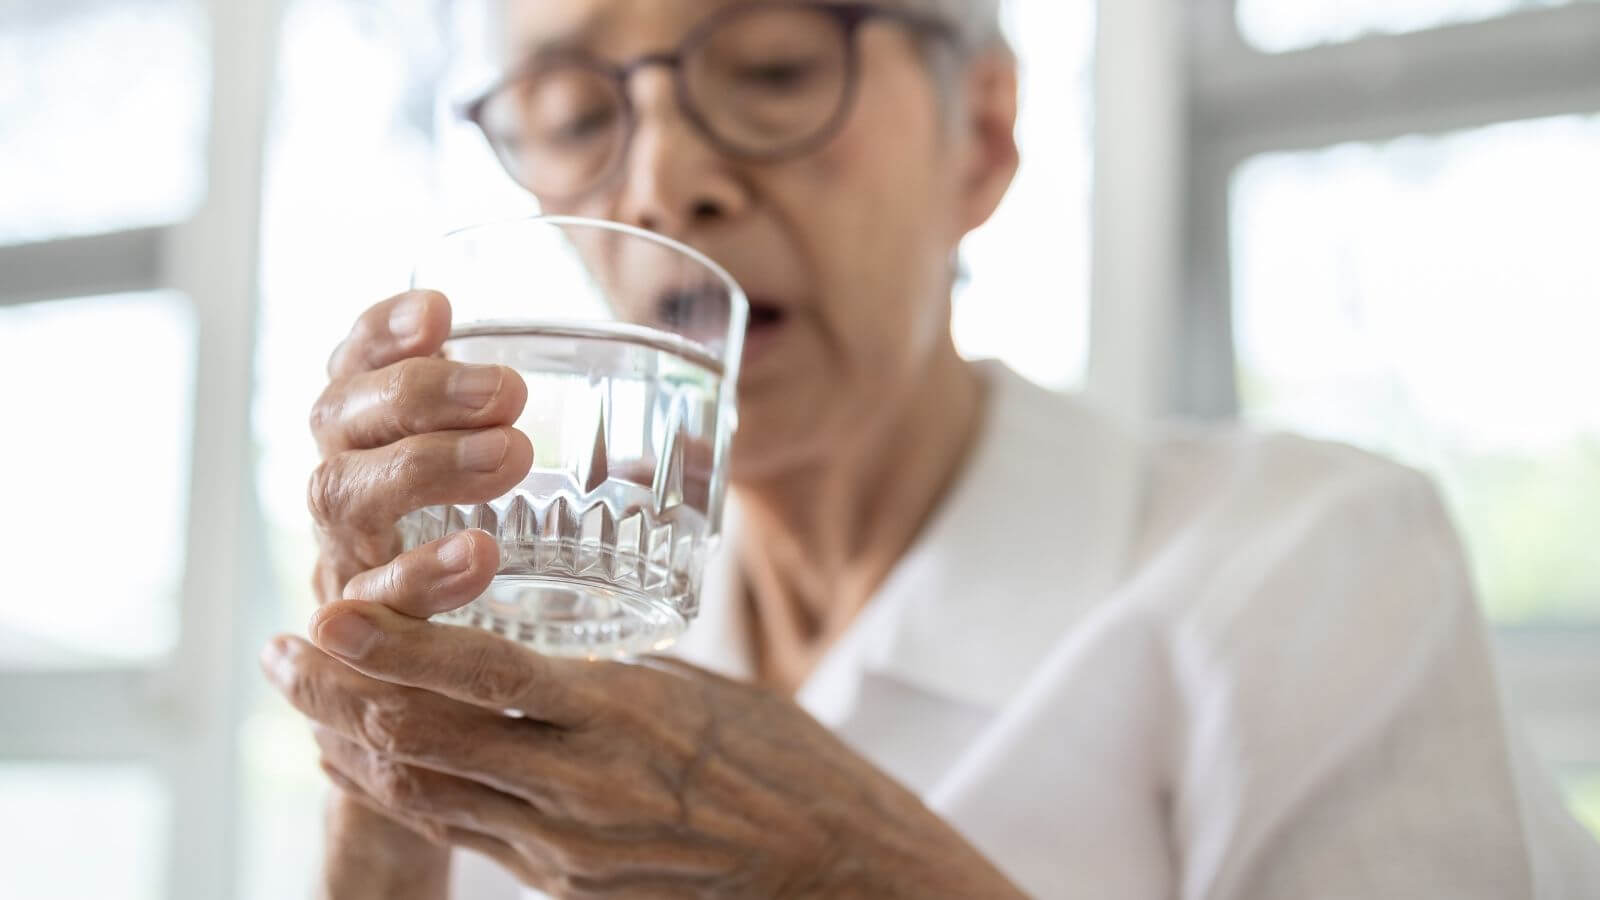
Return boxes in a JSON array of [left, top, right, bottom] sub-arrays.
[[460, 1, 963, 201]]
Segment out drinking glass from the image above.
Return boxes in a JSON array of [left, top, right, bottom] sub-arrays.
[[401, 216, 746, 658]]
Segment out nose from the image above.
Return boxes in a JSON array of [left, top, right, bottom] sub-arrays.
[[614, 68, 750, 237]]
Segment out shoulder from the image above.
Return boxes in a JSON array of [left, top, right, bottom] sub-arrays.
[[1123, 422, 1474, 646], [1152, 420, 1435, 506], [1136, 422, 1450, 563]]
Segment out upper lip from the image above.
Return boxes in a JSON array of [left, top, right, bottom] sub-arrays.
[[745, 295, 789, 322], [649, 240, 803, 322]]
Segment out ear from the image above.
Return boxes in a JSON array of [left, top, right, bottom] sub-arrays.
[[953, 49, 1021, 239]]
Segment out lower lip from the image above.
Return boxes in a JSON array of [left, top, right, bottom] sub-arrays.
[[739, 313, 787, 368]]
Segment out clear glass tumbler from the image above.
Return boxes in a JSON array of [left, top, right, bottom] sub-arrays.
[[401, 216, 746, 658]]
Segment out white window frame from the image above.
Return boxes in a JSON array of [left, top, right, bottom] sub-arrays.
[[0, 1, 282, 897], [1090, 0, 1600, 775]]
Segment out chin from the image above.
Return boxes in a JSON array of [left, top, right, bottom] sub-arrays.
[[727, 378, 842, 482]]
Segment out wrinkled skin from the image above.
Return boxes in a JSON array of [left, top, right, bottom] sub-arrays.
[[284, 292, 1023, 897], [281, 0, 1026, 893], [265, 594, 1017, 898]]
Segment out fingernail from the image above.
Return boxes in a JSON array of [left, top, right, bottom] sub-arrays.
[[448, 365, 503, 409], [437, 532, 476, 573], [458, 430, 508, 473], [388, 296, 425, 340], [317, 613, 381, 660]]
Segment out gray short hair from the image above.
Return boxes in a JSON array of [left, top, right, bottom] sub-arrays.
[[910, 0, 1007, 50]]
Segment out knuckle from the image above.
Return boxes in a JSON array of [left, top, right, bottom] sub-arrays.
[[281, 657, 329, 720], [371, 757, 427, 812], [308, 385, 342, 442], [463, 652, 538, 708], [377, 359, 423, 412], [306, 457, 350, 526], [374, 359, 438, 440], [358, 696, 420, 758], [387, 439, 429, 487]]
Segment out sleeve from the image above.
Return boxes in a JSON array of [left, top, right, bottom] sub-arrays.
[[1167, 457, 1600, 900]]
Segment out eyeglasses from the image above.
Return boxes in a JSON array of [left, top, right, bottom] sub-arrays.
[[462, 2, 961, 202]]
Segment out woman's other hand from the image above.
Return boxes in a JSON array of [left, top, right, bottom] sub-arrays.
[[261, 543, 1025, 899]]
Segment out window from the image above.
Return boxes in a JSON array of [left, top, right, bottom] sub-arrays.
[[0, 0, 209, 245], [0, 292, 197, 668], [0, 0, 265, 897], [1236, 0, 1597, 54], [0, 763, 170, 900], [953, 0, 1094, 390], [1232, 114, 1600, 623], [1170, 0, 1600, 839]]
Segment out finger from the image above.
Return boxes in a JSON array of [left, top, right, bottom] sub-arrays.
[[342, 529, 500, 619], [317, 726, 537, 843], [307, 426, 533, 547], [312, 357, 529, 456], [322, 760, 448, 846], [327, 290, 452, 381], [262, 636, 560, 792], [329, 768, 550, 877], [325, 762, 553, 889], [304, 599, 601, 727], [319, 729, 736, 888]]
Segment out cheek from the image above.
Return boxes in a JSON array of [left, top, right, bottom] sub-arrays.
[[779, 128, 954, 365]]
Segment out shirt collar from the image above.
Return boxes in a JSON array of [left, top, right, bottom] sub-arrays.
[[675, 362, 1147, 710]]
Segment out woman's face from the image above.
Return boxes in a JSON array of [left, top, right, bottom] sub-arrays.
[[500, 0, 1018, 478]]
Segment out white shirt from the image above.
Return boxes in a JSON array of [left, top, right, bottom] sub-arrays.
[[457, 361, 1600, 898]]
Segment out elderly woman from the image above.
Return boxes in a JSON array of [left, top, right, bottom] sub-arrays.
[[262, 0, 1600, 897]]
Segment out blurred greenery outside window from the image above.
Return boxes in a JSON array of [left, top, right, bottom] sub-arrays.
[[1232, 114, 1600, 625], [1569, 770, 1600, 837]]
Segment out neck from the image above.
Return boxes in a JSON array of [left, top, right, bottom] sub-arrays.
[[731, 339, 987, 689]]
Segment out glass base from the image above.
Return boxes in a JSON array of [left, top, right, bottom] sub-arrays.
[[434, 574, 686, 659]]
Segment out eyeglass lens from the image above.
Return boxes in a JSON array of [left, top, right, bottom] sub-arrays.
[[479, 4, 858, 198]]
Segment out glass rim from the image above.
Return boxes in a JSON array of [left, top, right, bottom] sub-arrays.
[[444, 320, 727, 375], [413, 213, 749, 376]]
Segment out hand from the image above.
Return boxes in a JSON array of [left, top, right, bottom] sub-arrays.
[[303, 290, 532, 895], [261, 547, 1026, 899], [307, 289, 532, 605]]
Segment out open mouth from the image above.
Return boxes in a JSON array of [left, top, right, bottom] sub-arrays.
[[652, 284, 720, 330], [648, 285, 790, 365], [747, 301, 787, 333], [740, 298, 790, 366]]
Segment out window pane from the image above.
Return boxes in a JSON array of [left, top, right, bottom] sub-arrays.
[[1232, 114, 1600, 623], [0, 763, 169, 899], [237, 704, 329, 900], [953, 0, 1094, 390], [1238, 0, 1596, 54], [0, 0, 209, 245], [0, 292, 196, 667]]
